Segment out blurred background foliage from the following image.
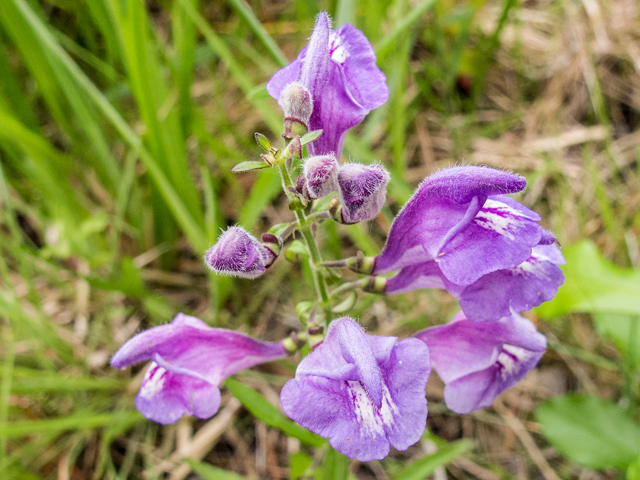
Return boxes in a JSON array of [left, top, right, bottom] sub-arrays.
[[0, 0, 639, 478]]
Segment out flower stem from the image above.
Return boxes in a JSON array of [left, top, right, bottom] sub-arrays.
[[276, 164, 332, 324]]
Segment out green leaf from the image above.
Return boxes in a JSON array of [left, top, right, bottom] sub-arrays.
[[225, 378, 325, 447], [593, 313, 640, 367], [286, 240, 309, 262], [254, 132, 272, 151], [536, 240, 640, 318], [0, 411, 143, 439], [186, 459, 250, 480], [300, 129, 323, 146], [628, 456, 640, 480], [393, 440, 473, 480], [290, 451, 313, 480], [536, 395, 640, 469], [322, 446, 349, 480], [231, 161, 271, 173]]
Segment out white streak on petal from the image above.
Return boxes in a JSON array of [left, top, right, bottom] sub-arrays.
[[140, 362, 167, 398], [473, 199, 528, 241], [348, 381, 399, 435], [497, 345, 533, 380], [330, 33, 349, 64]]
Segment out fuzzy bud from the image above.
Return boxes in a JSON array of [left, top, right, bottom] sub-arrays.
[[336, 163, 390, 224], [204, 227, 272, 279], [303, 154, 339, 199], [281, 82, 313, 139]]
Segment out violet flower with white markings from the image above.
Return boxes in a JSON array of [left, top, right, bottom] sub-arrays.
[[204, 226, 277, 279], [383, 243, 565, 322], [111, 313, 286, 424], [415, 311, 546, 414], [280, 317, 430, 461], [267, 13, 388, 158], [369, 166, 548, 287]]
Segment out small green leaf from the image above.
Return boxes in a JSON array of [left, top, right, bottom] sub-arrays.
[[225, 378, 325, 447], [286, 240, 309, 262], [332, 291, 357, 313], [300, 129, 323, 146], [186, 460, 249, 480], [536, 395, 640, 469], [393, 440, 473, 480], [290, 451, 313, 480], [254, 132, 272, 151], [268, 222, 291, 237], [231, 161, 270, 173]]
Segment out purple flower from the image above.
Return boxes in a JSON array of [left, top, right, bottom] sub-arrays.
[[373, 166, 546, 286], [267, 13, 389, 158], [415, 311, 546, 414], [111, 313, 286, 424], [204, 226, 276, 279], [335, 163, 390, 224], [280, 318, 430, 461], [384, 244, 565, 322], [303, 154, 339, 199]]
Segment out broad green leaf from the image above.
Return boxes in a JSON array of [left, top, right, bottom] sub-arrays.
[[536, 395, 640, 469], [186, 460, 250, 480], [593, 313, 640, 367], [231, 161, 271, 173], [536, 240, 640, 318], [225, 378, 325, 447], [393, 440, 473, 480]]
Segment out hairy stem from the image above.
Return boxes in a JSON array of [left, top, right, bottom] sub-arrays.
[[276, 164, 332, 324]]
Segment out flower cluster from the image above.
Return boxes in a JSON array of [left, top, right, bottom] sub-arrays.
[[111, 11, 565, 464]]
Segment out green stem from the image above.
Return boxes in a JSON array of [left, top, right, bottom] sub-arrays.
[[276, 165, 331, 323]]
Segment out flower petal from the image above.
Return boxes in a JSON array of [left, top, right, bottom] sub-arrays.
[[281, 375, 390, 461], [436, 197, 542, 285], [459, 244, 566, 321], [134, 361, 222, 425], [379, 338, 430, 451], [415, 313, 546, 384], [444, 347, 545, 414], [111, 314, 286, 384]]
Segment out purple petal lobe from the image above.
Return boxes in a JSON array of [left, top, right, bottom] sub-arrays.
[[335, 319, 383, 407], [111, 313, 286, 424], [385, 261, 447, 295], [374, 166, 531, 275], [281, 318, 430, 461], [436, 197, 542, 285], [415, 312, 545, 413], [459, 244, 566, 321]]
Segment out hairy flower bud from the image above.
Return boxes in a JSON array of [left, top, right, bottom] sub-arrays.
[[204, 226, 272, 279], [303, 154, 339, 199], [281, 82, 313, 138], [336, 163, 390, 224]]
